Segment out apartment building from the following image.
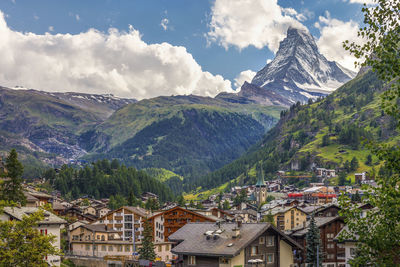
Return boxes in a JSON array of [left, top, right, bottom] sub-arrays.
[[95, 206, 149, 242]]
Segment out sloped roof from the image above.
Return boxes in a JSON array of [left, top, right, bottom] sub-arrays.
[[3, 207, 66, 225], [169, 222, 303, 257], [148, 206, 217, 222], [289, 216, 344, 237]]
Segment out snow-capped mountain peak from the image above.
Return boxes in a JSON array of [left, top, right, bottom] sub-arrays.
[[243, 27, 356, 105]]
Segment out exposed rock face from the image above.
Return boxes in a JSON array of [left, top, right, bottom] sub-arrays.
[[240, 27, 356, 105]]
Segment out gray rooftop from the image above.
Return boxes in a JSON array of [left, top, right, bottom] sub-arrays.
[[289, 216, 343, 237], [169, 222, 302, 257], [3, 207, 66, 225]]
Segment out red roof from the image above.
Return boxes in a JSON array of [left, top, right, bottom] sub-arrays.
[[288, 193, 303, 197]]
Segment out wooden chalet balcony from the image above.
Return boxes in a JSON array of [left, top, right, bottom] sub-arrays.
[[114, 223, 123, 228], [114, 216, 123, 221]]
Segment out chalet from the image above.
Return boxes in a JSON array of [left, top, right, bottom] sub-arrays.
[[262, 206, 307, 231], [148, 206, 218, 243], [95, 206, 148, 242], [24, 190, 52, 207], [61, 206, 98, 222], [314, 204, 341, 217], [289, 216, 346, 267], [315, 168, 336, 178], [169, 222, 303, 267], [69, 224, 173, 262], [141, 192, 159, 201], [303, 186, 337, 205], [334, 225, 357, 267], [1, 207, 66, 266]]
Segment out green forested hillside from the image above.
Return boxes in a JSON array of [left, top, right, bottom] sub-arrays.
[[144, 168, 184, 195], [190, 71, 398, 193], [47, 159, 174, 202], [81, 95, 284, 178], [0, 87, 103, 178]]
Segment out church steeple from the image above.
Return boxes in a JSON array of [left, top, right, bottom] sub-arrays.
[[255, 164, 266, 187], [254, 163, 267, 207]]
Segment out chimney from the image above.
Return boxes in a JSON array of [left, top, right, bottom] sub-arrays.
[[232, 227, 240, 238], [232, 221, 241, 238]]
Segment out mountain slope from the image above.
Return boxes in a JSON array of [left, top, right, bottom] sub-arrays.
[[81, 95, 284, 178], [191, 71, 398, 192], [0, 86, 134, 175]]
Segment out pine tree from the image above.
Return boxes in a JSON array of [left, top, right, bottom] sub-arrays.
[[350, 157, 359, 172], [222, 199, 230, 210], [138, 220, 156, 261], [128, 190, 137, 206], [305, 213, 323, 266], [1, 149, 26, 205], [177, 195, 185, 206], [338, 172, 347, 186]]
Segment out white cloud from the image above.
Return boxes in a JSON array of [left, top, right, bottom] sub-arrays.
[[207, 0, 306, 52], [160, 18, 169, 31], [11, 0, 16, 4], [0, 11, 232, 99], [33, 15, 39, 20], [234, 70, 256, 90], [75, 14, 80, 21], [48, 26, 54, 32], [346, 0, 375, 4], [316, 11, 364, 71]]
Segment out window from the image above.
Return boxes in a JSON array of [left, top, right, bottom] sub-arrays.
[[158, 245, 162, 252], [117, 245, 123, 252], [219, 258, 230, 264], [266, 254, 274, 263], [259, 236, 265, 244], [125, 245, 130, 252], [266, 236, 274, 246], [188, 256, 196, 265], [327, 243, 334, 249], [350, 248, 356, 257], [102, 245, 106, 251], [251, 246, 258, 255], [327, 233, 334, 239], [85, 244, 90, 251], [109, 245, 113, 251], [337, 243, 344, 248], [165, 244, 170, 251], [327, 254, 335, 259]]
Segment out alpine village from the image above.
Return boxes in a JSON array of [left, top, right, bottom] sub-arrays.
[[0, 1, 399, 267]]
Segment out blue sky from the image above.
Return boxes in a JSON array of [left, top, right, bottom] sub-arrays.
[[0, 0, 368, 99]]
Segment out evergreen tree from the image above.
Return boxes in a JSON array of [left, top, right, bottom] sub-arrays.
[[128, 190, 137, 206], [338, 172, 347, 186], [222, 199, 230, 210], [305, 213, 323, 266], [1, 149, 26, 205], [350, 157, 359, 172], [321, 134, 330, 147], [261, 211, 275, 226], [138, 220, 156, 261], [239, 189, 247, 202], [177, 195, 185, 206], [365, 154, 372, 166]]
